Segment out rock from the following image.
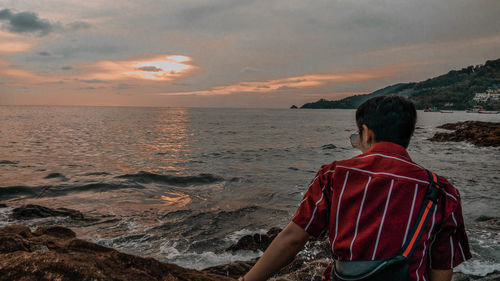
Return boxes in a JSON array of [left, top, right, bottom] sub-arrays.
[[476, 217, 500, 230], [226, 228, 282, 252], [12, 204, 85, 220], [203, 260, 256, 278], [321, 144, 337, 150], [33, 226, 76, 239], [0, 225, 32, 238], [451, 272, 471, 281], [429, 121, 500, 147], [290, 105, 298, 109], [275, 259, 329, 281], [0, 236, 31, 253], [476, 215, 496, 222], [227, 233, 273, 252], [482, 271, 500, 281], [452, 271, 500, 281], [0, 203, 7, 208], [0, 225, 232, 281]]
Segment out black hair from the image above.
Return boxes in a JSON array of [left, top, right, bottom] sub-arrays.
[[355, 95, 417, 148]]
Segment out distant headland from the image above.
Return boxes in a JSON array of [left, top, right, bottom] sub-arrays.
[[296, 58, 500, 110]]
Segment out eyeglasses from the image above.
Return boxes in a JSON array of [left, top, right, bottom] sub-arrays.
[[350, 132, 359, 148]]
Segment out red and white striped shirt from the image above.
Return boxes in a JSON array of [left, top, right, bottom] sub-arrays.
[[292, 142, 471, 281]]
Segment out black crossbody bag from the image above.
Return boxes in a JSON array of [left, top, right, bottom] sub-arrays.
[[331, 170, 442, 281]]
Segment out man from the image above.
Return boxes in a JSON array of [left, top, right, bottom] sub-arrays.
[[240, 95, 471, 281]]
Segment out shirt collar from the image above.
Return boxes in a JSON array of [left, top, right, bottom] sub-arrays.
[[363, 141, 412, 161]]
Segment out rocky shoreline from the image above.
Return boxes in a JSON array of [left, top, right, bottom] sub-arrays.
[[428, 121, 500, 147], [1, 204, 499, 280]]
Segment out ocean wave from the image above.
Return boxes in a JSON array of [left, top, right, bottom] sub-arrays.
[[66, 182, 145, 193], [0, 160, 18, 165], [225, 228, 268, 243], [455, 259, 500, 277], [0, 206, 13, 228], [0, 182, 145, 199], [116, 171, 224, 186], [159, 243, 262, 270], [150, 206, 288, 243], [0, 185, 37, 199], [44, 173, 67, 180]]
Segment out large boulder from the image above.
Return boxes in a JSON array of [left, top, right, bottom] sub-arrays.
[[0, 225, 232, 281]]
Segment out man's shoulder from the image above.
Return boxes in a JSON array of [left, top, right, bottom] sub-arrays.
[[436, 175, 462, 203]]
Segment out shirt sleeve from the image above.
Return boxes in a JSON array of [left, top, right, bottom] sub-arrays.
[[292, 165, 332, 238], [430, 180, 472, 269]]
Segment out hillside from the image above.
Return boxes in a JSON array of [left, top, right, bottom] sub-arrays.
[[300, 58, 500, 110]]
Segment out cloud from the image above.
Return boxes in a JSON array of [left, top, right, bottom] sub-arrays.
[[61, 66, 72, 70], [160, 69, 390, 96], [241, 66, 259, 74], [0, 31, 34, 54], [67, 21, 91, 30], [80, 79, 104, 83], [137, 66, 163, 72], [277, 85, 297, 91], [80, 55, 197, 81], [0, 9, 53, 36], [37, 51, 51, 56], [116, 83, 130, 89]]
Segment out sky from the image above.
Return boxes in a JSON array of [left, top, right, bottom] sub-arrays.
[[0, 0, 499, 108]]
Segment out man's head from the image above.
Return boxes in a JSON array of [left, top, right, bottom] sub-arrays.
[[355, 95, 417, 150]]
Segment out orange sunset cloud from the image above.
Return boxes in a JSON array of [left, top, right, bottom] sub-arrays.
[[0, 31, 34, 54], [81, 55, 197, 82], [159, 70, 391, 96]]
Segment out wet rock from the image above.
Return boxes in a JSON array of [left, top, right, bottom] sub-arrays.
[[321, 144, 337, 150], [482, 271, 500, 281], [429, 121, 500, 147], [0, 225, 232, 281], [0, 225, 32, 238], [476, 215, 496, 222], [203, 260, 256, 278], [33, 226, 76, 239], [0, 203, 7, 208], [11, 204, 85, 220], [227, 227, 282, 252], [476, 217, 500, 230], [275, 259, 329, 281], [452, 271, 500, 281], [0, 236, 31, 253]]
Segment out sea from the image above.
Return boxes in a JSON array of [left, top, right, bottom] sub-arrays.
[[0, 106, 499, 277]]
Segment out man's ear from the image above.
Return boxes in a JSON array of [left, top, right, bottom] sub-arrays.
[[362, 124, 374, 144]]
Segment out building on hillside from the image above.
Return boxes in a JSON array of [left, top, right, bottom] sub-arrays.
[[472, 89, 500, 102]]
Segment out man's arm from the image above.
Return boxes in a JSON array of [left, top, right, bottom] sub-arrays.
[[430, 269, 453, 281], [240, 221, 309, 281]]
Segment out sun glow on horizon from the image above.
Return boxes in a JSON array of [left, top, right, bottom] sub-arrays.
[[125, 55, 193, 80], [75, 55, 196, 82]]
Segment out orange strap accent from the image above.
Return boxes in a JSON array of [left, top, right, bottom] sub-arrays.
[[431, 172, 439, 188], [402, 200, 433, 257]]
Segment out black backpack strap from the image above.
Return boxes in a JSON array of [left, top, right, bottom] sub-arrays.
[[399, 170, 441, 258]]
